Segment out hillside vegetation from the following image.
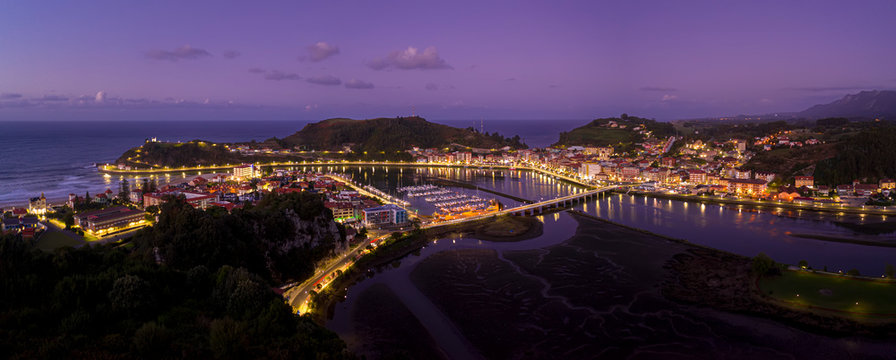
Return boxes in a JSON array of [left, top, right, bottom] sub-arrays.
[[116, 141, 247, 168], [281, 116, 527, 153], [0, 193, 352, 358], [554, 115, 675, 147], [813, 126, 896, 185]]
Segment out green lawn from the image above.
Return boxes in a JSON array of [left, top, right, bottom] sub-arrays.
[[35, 231, 83, 251], [760, 270, 896, 316]]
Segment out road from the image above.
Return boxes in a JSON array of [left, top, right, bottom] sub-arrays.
[[285, 234, 388, 314]]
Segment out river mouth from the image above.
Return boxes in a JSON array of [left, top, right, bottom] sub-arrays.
[[328, 212, 895, 359]]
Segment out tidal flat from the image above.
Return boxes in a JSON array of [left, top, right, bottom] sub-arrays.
[[330, 212, 896, 359]]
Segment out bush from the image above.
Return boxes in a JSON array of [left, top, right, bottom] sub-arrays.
[[751, 253, 780, 277]]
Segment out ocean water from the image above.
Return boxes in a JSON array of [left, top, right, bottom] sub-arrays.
[[0, 119, 582, 207]]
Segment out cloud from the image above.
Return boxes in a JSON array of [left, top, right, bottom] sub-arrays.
[[640, 86, 677, 92], [304, 104, 318, 111], [41, 95, 69, 101], [0, 93, 22, 100], [425, 83, 454, 91], [504, 78, 517, 82], [344, 79, 374, 89], [306, 42, 340, 62], [247, 68, 266, 74], [306, 75, 341, 86], [368, 46, 452, 70], [759, 98, 773, 104], [95, 91, 107, 103], [145, 45, 212, 61], [264, 70, 301, 81], [222, 50, 241, 59], [661, 94, 678, 101]]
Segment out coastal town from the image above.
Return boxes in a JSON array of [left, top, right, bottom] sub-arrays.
[[6, 118, 895, 245]]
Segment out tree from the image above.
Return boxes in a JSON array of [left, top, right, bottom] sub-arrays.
[[133, 321, 170, 356], [798, 260, 809, 269], [108, 275, 154, 314], [751, 253, 780, 277], [847, 268, 861, 276], [887, 264, 895, 278]]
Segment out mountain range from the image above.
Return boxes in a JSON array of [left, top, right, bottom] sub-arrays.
[[797, 90, 896, 119]]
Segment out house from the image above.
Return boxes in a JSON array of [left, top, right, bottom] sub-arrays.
[[795, 176, 814, 188], [817, 185, 830, 196], [880, 178, 896, 190], [836, 185, 853, 196], [775, 186, 802, 202], [755, 172, 777, 183], [725, 178, 768, 195], [854, 184, 879, 196]]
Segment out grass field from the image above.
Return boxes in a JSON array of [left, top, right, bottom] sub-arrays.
[[36, 231, 83, 251], [760, 270, 896, 316]]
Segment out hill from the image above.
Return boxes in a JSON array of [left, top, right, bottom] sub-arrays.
[[116, 140, 245, 169], [813, 125, 896, 185], [798, 90, 896, 119], [553, 114, 675, 148], [280, 116, 527, 153]]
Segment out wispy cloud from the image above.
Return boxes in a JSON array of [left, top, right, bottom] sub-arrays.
[[264, 70, 301, 81], [368, 46, 452, 70], [345, 79, 374, 89], [41, 95, 69, 101], [145, 45, 212, 61], [425, 83, 454, 91], [305, 42, 340, 62], [247, 68, 266, 74], [222, 50, 241, 59], [661, 94, 678, 101], [306, 75, 341, 86], [640, 86, 677, 92], [0, 93, 22, 100]]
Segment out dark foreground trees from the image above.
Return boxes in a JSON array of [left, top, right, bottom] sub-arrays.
[[0, 192, 352, 359]]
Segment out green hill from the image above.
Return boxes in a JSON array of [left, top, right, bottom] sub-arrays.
[[553, 115, 675, 148], [281, 116, 527, 153], [116, 140, 246, 169]]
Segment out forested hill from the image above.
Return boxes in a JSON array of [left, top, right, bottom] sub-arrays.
[[280, 116, 528, 153], [0, 193, 353, 358], [813, 125, 896, 185], [553, 115, 676, 147]]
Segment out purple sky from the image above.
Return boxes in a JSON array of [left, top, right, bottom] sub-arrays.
[[1, 0, 895, 121]]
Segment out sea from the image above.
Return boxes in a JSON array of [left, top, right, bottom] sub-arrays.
[[0, 119, 587, 208]]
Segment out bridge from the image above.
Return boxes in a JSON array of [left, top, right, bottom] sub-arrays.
[[423, 185, 616, 229], [505, 186, 616, 216]]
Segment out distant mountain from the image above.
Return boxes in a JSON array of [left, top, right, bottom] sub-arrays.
[[798, 90, 896, 119], [281, 116, 527, 152]]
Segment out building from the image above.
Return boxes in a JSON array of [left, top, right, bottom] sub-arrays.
[[233, 164, 255, 179], [28, 193, 47, 215], [74, 206, 146, 235], [362, 204, 408, 226], [880, 178, 895, 190], [325, 201, 356, 221], [725, 178, 768, 195], [795, 176, 814, 188], [579, 162, 602, 179], [687, 169, 706, 184], [144, 191, 218, 209]]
